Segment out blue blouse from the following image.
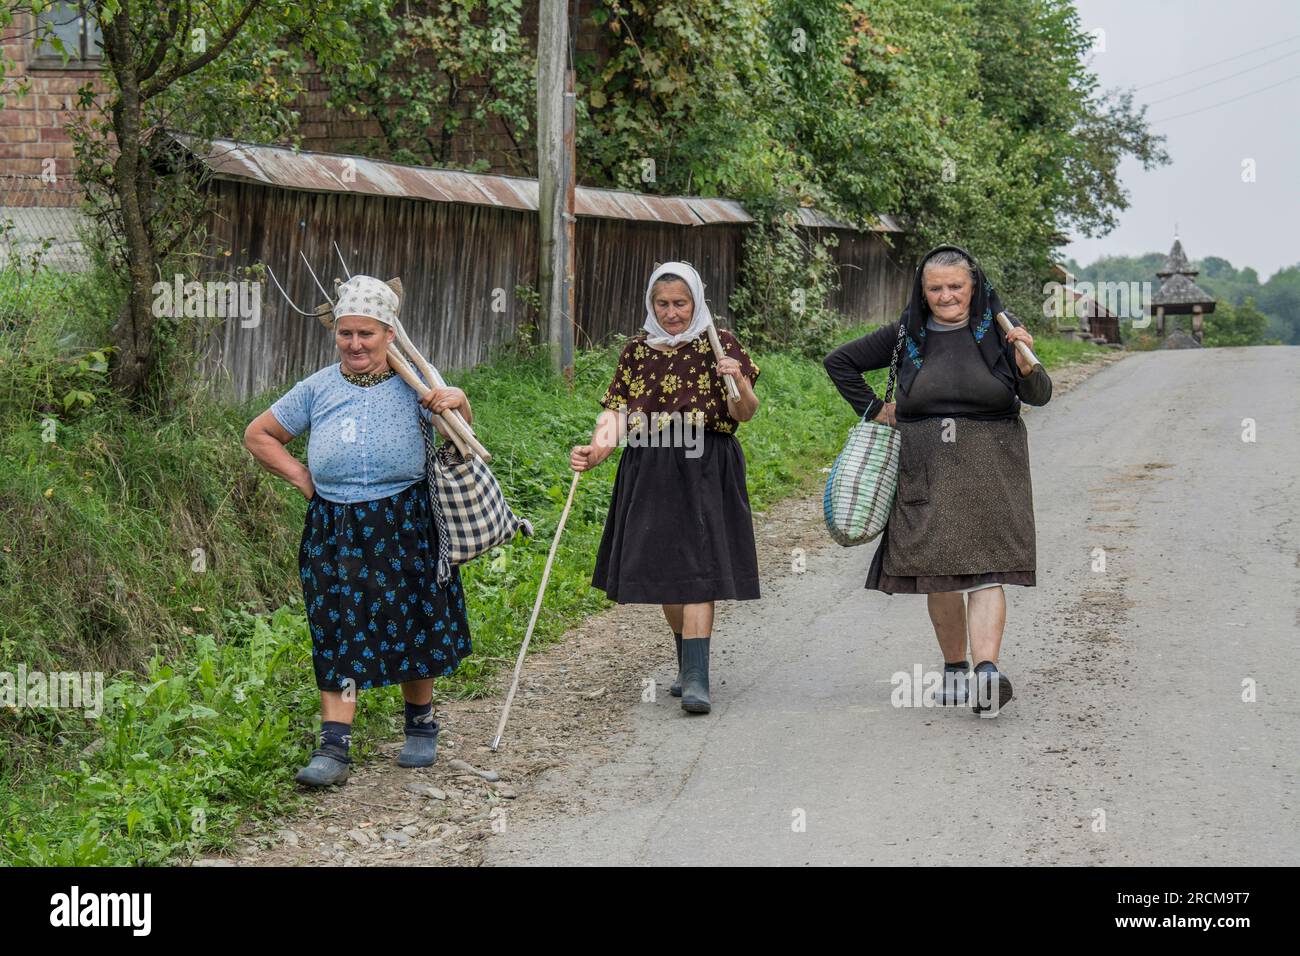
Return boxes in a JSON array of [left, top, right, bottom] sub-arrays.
[[271, 364, 433, 504]]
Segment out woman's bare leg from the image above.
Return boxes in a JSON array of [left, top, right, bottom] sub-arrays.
[[400, 678, 435, 707], [966, 586, 1006, 665], [926, 591, 968, 662], [320, 690, 356, 724], [681, 602, 714, 638], [662, 603, 684, 634]]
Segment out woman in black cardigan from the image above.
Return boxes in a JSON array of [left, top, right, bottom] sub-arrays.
[[823, 246, 1052, 715]]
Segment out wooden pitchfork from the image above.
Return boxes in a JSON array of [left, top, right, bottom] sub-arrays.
[[265, 248, 490, 461]]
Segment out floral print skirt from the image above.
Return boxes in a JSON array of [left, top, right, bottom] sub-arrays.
[[299, 480, 471, 691]]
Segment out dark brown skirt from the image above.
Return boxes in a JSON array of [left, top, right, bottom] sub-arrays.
[[867, 415, 1037, 594]]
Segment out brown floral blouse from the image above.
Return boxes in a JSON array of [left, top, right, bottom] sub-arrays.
[[600, 329, 760, 434]]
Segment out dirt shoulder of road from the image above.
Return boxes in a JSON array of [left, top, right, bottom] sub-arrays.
[[198, 348, 1128, 868]]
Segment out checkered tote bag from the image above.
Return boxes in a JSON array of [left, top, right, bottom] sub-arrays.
[[823, 321, 906, 547], [419, 416, 532, 584]]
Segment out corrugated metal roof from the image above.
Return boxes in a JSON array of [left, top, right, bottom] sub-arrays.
[[795, 206, 902, 233], [686, 197, 754, 224], [175, 134, 895, 231], [576, 187, 700, 225]]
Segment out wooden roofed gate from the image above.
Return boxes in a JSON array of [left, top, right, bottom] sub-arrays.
[[173, 136, 910, 400], [1149, 236, 1216, 345]]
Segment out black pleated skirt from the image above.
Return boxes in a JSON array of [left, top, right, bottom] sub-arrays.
[[299, 480, 472, 691], [592, 431, 760, 604]]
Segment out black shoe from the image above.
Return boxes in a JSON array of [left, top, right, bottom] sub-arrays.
[[680, 637, 711, 714], [935, 663, 970, 706], [670, 632, 683, 698], [970, 661, 1013, 716]]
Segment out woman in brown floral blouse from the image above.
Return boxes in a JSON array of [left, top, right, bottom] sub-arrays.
[[570, 262, 761, 715]]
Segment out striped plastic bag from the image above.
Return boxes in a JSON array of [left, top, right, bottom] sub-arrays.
[[823, 322, 905, 546]]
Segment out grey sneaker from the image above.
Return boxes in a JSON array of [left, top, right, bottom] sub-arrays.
[[295, 748, 351, 787]]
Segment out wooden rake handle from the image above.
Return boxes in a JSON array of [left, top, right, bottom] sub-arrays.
[[385, 347, 490, 461], [388, 318, 489, 460], [706, 324, 741, 402]]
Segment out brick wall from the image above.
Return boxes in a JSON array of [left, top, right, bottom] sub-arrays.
[[2, 2, 611, 211], [0, 12, 107, 209]]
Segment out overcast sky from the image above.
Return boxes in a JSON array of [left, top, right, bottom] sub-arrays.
[[1063, 0, 1300, 278]]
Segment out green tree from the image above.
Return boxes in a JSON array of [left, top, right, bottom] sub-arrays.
[[577, 0, 802, 199], [1256, 265, 1300, 344], [1202, 298, 1269, 348], [321, 0, 536, 172], [1, 0, 375, 401]]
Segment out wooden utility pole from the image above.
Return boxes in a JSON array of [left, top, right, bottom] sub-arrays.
[[538, 0, 576, 381]]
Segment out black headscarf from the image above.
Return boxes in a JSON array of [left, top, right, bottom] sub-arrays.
[[893, 245, 1022, 398]]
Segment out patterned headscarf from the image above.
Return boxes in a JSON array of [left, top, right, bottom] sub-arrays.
[[332, 275, 400, 328]]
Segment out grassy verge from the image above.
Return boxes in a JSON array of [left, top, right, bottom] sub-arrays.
[[0, 289, 1108, 864], [1031, 335, 1117, 367]]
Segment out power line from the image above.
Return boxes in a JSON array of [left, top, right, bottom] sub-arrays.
[[1145, 48, 1300, 105], [1135, 32, 1300, 90], [1150, 72, 1300, 123]]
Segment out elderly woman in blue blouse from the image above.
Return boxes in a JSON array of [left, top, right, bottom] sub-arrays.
[[244, 276, 472, 787]]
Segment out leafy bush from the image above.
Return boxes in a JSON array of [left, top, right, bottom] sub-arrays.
[[2, 607, 408, 865], [730, 213, 845, 360]]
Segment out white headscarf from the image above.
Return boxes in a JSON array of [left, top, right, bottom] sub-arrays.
[[332, 274, 400, 328], [642, 261, 712, 347]]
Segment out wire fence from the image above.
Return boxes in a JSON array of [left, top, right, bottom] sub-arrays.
[[0, 174, 91, 272]]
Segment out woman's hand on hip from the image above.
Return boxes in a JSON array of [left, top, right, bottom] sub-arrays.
[[873, 402, 897, 426], [296, 475, 316, 501]]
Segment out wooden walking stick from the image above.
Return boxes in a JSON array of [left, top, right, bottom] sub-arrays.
[[491, 469, 581, 752], [705, 322, 742, 402], [995, 312, 1043, 372]]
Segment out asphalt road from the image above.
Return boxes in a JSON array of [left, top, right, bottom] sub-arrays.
[[485, 347, 1300, 866]]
